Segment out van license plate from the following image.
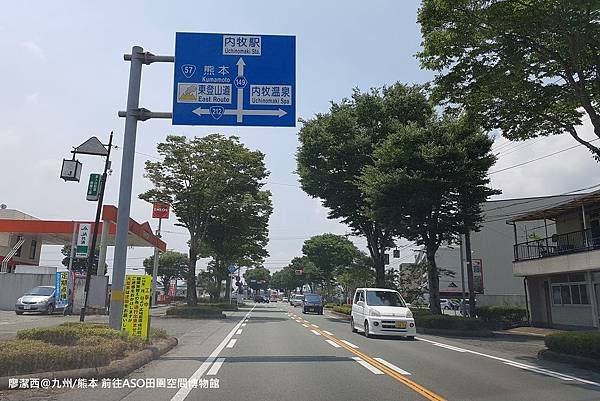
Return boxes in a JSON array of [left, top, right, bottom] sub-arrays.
[[395, 321, 406, 329], [23, 306, 31, 310]]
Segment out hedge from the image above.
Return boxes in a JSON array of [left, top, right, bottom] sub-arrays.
[[333, 305, 352, 315], [476, 306, 527, 328], [166, 305, 226, 319], [415, 314, 487, 331], [324, 303, 337, 309], [1, 323, 167, 376], [545, 331, 600, 360]]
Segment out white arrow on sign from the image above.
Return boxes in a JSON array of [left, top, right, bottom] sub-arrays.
[[236, 57, 246, 76], [193, 107, 287, 118]]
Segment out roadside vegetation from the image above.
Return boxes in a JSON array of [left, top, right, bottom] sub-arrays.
[[0, 323, 169, 377], [545, 331, 600, 360]]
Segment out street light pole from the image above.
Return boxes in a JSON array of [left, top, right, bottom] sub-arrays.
[[150, 217, 162, 306], [80, 131, 113, 321], [459, 235, 466, 316]]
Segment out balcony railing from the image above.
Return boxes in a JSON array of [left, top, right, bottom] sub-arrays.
[[514, 228, 600, 262]]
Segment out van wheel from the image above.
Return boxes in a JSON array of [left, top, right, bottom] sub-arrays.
[[364, 320, 371, 338], [46, 304, 54, 315], [15, 311, 23, 315], [406, 336, 415, 341], [351, 317, 357, 333]]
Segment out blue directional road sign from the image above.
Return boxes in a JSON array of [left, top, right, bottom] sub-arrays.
[[173, 32, 296, 127], [228, 265, 237, 274]]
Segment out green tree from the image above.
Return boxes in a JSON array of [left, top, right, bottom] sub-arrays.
[[143, 250, 188, 294], [418, 0, 600, 159], [244, 266, 271, 293], [140, 134, 269, 306], [360, 115, 499, 314], [302, 234, 360, 284], [200, 191, 272, 301], [297, 84, 433, 286], [287, 256, 321, 293], [335, 253, 374, 303]]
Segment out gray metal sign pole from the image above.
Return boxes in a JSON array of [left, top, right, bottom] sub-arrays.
[[151, 217, 162, 306], [109, 46, 173, 330]]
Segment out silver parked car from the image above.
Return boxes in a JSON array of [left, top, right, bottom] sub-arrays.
[[15, 286, 60, 315]]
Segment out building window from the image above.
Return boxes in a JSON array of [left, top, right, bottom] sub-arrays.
[[29, 240, 37, 259], [550, 273, 590, 305]]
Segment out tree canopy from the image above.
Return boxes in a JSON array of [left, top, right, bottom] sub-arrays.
[[360, 114, 499, 313], [140, 134, 269, 305], [244, 266, 271, 292], [418, 0, 600, 159], [297, 84, 433, 285], [143, 250, 188, 293]]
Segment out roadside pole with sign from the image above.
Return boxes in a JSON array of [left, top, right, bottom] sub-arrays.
[[150, 203, 169, 306], [121, 275, 151, 340]]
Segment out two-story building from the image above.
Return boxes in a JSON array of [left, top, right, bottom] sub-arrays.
[[510, 191, 600, 329]]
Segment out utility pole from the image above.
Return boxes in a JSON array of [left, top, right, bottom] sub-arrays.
[[465, 230, 476, 317], [459, 235, 466, 316], [150, 217, 162, 306], [80, 132, 114, 321]]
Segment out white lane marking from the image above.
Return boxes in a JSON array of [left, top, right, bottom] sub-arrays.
[[417, 337, 600, 386], [236, 329, 243, 335], [311, 324, 319, 328], [352, 356, 383, 374], [206, 358, 225, 375], [310, 330, 321, 336], [323, 330, 334, 336], [374, 358, 412, 375], [302, 324, 309, 328], [241, 323, 247, 327], [430, 342, 467, 353], [226, 339, 237, 348], [340, 339, 359, 349], [170, 305, 255, 401], [504, 362, 573, 381], [325, 339, 341, 348]]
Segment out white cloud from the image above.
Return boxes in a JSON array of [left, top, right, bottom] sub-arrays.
[[21, 40, 46, 62], [25, 92, 39, 103]]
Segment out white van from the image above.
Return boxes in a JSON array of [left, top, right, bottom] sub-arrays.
[[351, 288, 416, 340]]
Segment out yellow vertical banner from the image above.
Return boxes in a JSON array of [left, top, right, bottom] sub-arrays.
[[121, 275, 151, 339]]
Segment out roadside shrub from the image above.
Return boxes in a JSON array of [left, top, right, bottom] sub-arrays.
[[0, 340, 114, 376], [150, 328, 169, 340], [166, 305, 226, 319], [197, 301, 239, 311], [324, 303, 336, 309], [333, 305, 352, 315], [17, 324, 125, 346], [410, 308, 433, 319], [415, 314, 487, 331], [476, 306, 527, 328], [545, 331, 600, 360]]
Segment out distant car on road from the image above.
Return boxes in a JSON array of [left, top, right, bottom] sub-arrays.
[[302, 293, 324, 315], [282, 297, 289, 303], [15, 286, 62, 315], [254, 295, 270, 303], [351, 288, 415, 340], [292, 294, 304, 307]]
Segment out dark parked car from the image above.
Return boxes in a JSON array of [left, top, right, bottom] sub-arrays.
[[302, 293, 324, 315]]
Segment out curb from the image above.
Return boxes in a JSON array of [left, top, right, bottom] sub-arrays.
[[417, 327, 494, 337], [538, 349, 600, 371], [0, 337, 178, 390]]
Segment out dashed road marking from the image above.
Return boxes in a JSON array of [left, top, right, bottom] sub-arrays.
[[374, 358, 412, 375], [236, 329, 243, 335], [226, 339, 237, 348], [352, 356, 383, 374], [340, 339, 359, 349], [310, 329, 321, 336], [311, 324, 319, 328], [241, 323, 247, 327], [325, 339, 341, 348], [302, 324, 309, 328], [207, 358, 225, 375], [323, 330, 334, 336]]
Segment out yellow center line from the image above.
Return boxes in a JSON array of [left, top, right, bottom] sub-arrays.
[[295, 318, 446, 401]]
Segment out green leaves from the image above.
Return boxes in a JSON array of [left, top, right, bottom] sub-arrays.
[[417, 0, 600, 158]]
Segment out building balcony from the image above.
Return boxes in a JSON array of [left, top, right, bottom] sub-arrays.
[[513, 228, 600, 277]]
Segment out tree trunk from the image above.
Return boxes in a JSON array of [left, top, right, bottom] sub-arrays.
[[187, 248, 198, 306], [465, 231, 476, 317], [225, 276, 232, 303], [426, 247, 441, 315], [364, 228, 386, 287]]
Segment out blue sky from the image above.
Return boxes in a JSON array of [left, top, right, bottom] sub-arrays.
[[1, 1, 598, 277]]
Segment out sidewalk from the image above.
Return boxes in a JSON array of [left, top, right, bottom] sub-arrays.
[[495, 326, 564, 338]]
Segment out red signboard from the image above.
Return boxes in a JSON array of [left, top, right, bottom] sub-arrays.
[[152, 203, 170, 219]]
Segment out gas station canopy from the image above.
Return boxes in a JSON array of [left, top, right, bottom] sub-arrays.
[[0, 205, 166, 251]]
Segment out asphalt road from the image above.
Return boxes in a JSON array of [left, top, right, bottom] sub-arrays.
[[3, 303, 600, 401]]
